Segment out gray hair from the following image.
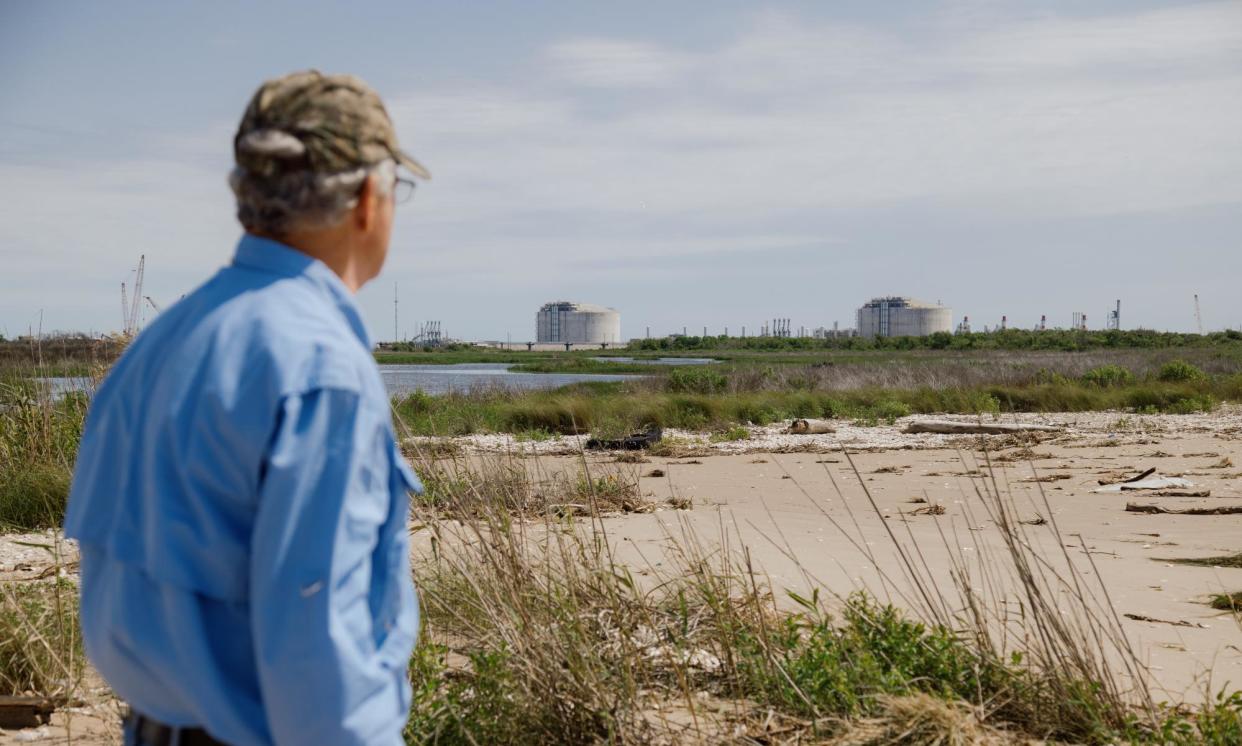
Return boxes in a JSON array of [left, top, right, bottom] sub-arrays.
[[228, 158, 395, 237]]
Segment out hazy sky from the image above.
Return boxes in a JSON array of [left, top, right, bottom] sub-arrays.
[[3, 1, 1240, 340]]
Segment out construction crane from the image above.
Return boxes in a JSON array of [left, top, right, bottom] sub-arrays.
[[120, 255, 146, 336], [1194, 294, 1204, 335], [145, 296, 161, 314]]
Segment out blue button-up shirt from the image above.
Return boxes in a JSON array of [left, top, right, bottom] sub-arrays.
[[64, 235, 422, 746]]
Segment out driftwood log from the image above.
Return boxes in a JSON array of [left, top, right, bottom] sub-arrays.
[[0, 695, 54, 729], [903, 421, 1062, 435], [786, 418, 835, 434], [1125, 503, 1242, 515]]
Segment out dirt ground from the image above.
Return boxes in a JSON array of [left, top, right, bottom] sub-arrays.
[[5, 410, 1241, 742]]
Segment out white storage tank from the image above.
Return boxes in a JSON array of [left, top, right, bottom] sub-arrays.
[[856, 297, 953, 338], [536, 301, 621, 344]]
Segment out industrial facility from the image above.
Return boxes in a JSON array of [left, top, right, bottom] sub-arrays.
[[857, 297, 953, 338], [536, 301, 621, 345]]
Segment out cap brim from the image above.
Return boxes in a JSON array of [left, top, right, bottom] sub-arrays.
[[395, 149, 431, 180]]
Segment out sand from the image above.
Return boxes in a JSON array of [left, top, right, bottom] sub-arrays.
[[411, 408, 1242, 705], [5, 409, 1241, 741]]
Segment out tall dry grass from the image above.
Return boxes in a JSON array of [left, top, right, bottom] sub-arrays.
[[397, 435, 1242, 744], [0, 542, 85, 703]]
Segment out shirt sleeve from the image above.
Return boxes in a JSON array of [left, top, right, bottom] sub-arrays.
[[249, 387, 413, 746]]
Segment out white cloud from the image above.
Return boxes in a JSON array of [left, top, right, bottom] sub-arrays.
[[391, 2, 1242, 227], [951, 2, 1242, 75], [544, 38, 693, 88], [4, 2, 1241, 335]]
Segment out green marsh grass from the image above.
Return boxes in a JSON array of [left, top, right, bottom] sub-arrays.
[[0, 372, 91, 530]]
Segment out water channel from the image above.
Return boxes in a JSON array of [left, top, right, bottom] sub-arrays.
[[36, 358, 713, 400]]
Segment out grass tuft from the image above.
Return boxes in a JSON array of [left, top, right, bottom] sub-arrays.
[[0, 578, 84, 699]]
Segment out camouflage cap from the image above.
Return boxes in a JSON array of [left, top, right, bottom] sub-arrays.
[[234, 70, 429, 180]]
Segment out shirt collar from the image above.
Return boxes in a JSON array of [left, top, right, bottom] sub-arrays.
[[231, 234, 373, 349]]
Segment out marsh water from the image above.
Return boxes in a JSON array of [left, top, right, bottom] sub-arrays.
[[379, 363, 635, 396], [38, 358, 714, 399]]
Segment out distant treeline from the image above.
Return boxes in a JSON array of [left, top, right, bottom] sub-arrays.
[[0, 334, 125, 368], [631, 329, 1242, 353]]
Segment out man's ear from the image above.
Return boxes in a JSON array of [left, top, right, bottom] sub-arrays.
[[353, 173, 378, 231]]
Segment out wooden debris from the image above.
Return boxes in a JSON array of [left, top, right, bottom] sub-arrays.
[[0, 696, 54, 729], [1019, 474, 1071, 483], [786, 418, 835, 434], [903, 421, 1062, 435], [1149, 490, 1212, 498], [993, 448, 1055, 462], [1125, 503, 1242, 515], [1123, 613, 1208, 629]]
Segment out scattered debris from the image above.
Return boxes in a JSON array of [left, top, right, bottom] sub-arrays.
[[903, 421, 1061, 435], [1210, 457, 1235, 469], [993, 448, 1055, 462], [1021, 516, 1048, 526], [907, 496, 928, 504], [586, 427, 662, 451], [786, 418, 835, 434], [1019, 473, 1071, 483], [1165, 552, 1242, 568], [1094, 468, 1197, 493], [0, 696, 54, 729], [667, 496, 693, 510], [1123, 613, 1208, 629], [910, 504, 946, 516], [645, 469, 666, 478], [750, 458, 768, 464], [1125, 503, 1242, 515], [1149, 489, 1212, 498], [872, 465, 901, 474], [672, 460, 703, 465]]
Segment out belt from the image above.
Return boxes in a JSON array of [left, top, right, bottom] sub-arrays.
[[127, 712, 229, 746]]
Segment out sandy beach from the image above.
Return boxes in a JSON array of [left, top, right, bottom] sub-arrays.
[[5, 409, 1241, 742], [410, 409, 1242, 707]]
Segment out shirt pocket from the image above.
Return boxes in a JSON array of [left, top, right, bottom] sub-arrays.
[[343, 457, 390, 543]]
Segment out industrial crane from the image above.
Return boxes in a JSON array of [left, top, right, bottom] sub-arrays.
[[120, 255, 146, 336], [1194, 294, 1204, 335]]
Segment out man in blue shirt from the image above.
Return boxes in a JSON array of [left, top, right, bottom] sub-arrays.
[[64, 71, 429, 745]]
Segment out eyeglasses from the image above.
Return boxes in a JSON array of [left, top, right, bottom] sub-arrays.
[[394, 177, 417, 205]]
